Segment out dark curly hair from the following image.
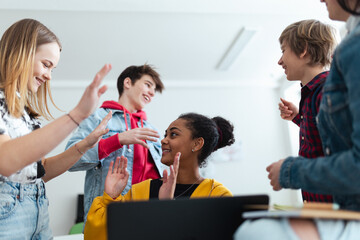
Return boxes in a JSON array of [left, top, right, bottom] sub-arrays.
[[178, 113, 235, 167]]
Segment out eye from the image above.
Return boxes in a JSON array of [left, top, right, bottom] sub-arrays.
[[43, 62, 49, 68], [170, 132, 178, 137]]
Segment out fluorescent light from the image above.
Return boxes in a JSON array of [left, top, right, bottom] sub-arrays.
[[216, 28, 256, 71]]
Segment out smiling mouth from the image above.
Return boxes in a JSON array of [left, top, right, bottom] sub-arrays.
[[144, 95, 150, 101]]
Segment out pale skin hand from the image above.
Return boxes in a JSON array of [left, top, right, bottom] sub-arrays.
[[42, 111, 112, 182], [118, 128, 160, 149], [104, 156, 129, 199], [279, 98, 299, 121], [159, 152, 181, 200], [70, 64, 112, 123], [266, 159, 285, 191], [0, 64, 112, 177]]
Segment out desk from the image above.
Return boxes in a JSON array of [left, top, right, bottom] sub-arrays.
[[53, 234, 83, 240]]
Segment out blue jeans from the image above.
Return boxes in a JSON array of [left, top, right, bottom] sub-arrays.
[[0, 181, 52, 240]]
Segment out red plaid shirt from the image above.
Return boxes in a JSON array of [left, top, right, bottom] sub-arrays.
[[292, 71, 333, 203]]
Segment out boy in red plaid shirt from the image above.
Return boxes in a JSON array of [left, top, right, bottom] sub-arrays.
[[277, 20, 337, 203]]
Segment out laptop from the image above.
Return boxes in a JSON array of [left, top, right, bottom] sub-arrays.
[[107, 194, 269, 240]]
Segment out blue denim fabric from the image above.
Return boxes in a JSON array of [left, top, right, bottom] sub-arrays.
[[280, 21, 360, 211], [0, 181, 52, 240], [66, 107, 163, 220]]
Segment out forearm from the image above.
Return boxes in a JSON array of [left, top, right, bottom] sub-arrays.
[[42, 139, 91, 182], [0, 113, 82, 177]]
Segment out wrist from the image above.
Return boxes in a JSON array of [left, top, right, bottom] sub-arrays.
[[69, 109, 87, 126], [76, 140, 91, 155]]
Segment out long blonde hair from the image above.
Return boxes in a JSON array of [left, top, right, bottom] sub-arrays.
[[0, 18, 62, 119]]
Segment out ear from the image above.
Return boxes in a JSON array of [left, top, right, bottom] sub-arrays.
[[299, 44, 308, 59], [192, 137, 204, 152], [123, 77, 132, 90]]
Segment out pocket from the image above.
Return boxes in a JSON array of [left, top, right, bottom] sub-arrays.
[[320, 83, 352, 147], [0, 193, 17, 220]]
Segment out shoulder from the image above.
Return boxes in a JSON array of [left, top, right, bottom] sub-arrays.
[[203, 179, 233, 197]]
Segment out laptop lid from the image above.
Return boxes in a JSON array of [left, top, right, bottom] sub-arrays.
[[107, 194, 269, 240]]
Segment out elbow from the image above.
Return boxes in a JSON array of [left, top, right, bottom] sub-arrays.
[[0, 166, 15, 177]]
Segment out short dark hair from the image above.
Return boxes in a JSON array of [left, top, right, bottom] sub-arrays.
[[338, 0, 360, 15], [117, 64, 164, 96], [178, 113, 235, 167]]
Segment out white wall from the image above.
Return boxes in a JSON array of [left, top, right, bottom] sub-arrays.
[[45, 79, 300, 236]]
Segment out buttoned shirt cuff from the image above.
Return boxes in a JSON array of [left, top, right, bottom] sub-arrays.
[[292, 114, 301, 127]]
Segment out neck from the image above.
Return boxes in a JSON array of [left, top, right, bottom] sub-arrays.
[[118, 97, 137, 113], [300, 66, 326, 86], [176, 166, 202, 184]]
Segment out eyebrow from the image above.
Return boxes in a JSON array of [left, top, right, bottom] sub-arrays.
[[167, 127, 181, 132], [145, 80, 154, 86]]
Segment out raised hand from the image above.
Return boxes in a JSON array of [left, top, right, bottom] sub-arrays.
[[83, 111, 112, 149], [70, 64, 112, 123], [117, 128, 160, 149], [279, 98, 298, 121], [158, 152, 181, 200], [266, 159, 285, 191], [104, 156, 129, 199]]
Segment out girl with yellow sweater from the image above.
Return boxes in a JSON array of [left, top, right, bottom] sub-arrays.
[[84, 113, 235, 240]]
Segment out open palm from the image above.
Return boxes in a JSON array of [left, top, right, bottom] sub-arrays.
[[159, 152, 181, 200], [104, 156, 129, 199]]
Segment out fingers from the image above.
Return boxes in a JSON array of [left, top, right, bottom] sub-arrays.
[[113, 157, 121, 173], [162, 169, 168, 183], [173, 152, 181, 172], [108, 161, 114, 175], [100, 111, 112, 126], [91, 64, 112, 88], [98, 85, 108, 97], [120, 156, 128, 173]]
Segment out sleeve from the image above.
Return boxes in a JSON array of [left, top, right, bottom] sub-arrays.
[[66, 112, 102, 171], [292, 114, 301, 127], [0, 102, 9, 136], [279, 39, 360, 195], [210, 184, 233, 197], [84, 191, 132, 240], [98, 134, 122, 160]]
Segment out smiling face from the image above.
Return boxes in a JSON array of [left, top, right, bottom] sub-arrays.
[[29, 42, 60, 92], [161, 118, 196, 166], [125, 74, 156, 112], [278, 41, 306, 81], [320, 0, 350, 21]]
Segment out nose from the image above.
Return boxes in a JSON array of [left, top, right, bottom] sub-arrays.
[[161, 136, 168, 145], [149, 87, 155, 97], [278, 56, 283, 66], [44, 70, 52, 81]]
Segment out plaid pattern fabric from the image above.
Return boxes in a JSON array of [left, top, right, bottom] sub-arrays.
[[292, 71, 333, 203]]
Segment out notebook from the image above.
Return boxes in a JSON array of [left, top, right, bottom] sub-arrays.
[[107, 194, 269, 240]]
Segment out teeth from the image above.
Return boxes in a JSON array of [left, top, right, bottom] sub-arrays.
[[163, 149, 170, 153], [144, 96, 149, 101]]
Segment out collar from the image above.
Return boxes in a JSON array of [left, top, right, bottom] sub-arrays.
[[300, 71, 328, 91], [100, 100, 147, 120], [346, 15, 360, 33]]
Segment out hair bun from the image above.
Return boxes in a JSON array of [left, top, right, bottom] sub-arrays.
[[212, 116, 235, 150]]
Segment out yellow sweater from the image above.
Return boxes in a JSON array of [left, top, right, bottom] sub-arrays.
[[84, 178, 232, 240]]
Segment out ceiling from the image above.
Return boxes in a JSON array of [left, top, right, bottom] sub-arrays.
[[0, 0, 344, 86]]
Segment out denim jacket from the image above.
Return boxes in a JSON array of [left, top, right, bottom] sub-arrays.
[[66, 107, 163, 218], [280, 20, 360, 211]]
